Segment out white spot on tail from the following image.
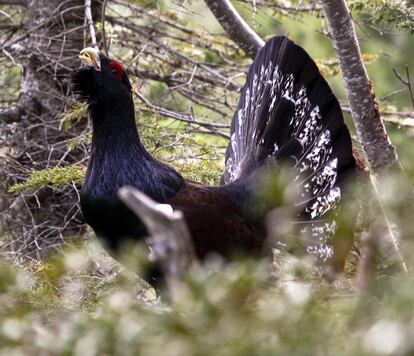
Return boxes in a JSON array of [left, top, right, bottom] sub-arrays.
[[225, 59, 342, 263]]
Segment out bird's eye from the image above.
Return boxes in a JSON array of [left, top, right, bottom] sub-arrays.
[[108, 61, 124, 81]]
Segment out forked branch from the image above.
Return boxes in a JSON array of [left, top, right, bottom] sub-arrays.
[[203, 0, 264, 59], [118, 186, 198, 294]]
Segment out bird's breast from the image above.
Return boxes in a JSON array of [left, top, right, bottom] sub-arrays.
[[80, 189, 147, 251]]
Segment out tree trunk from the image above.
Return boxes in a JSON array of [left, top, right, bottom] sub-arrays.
[[320, 0, 399, 172], [0, 0, 99, 261], [321, 0, 410, 272]]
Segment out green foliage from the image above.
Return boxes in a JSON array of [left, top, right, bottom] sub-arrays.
[[8, 166, 86, 193], [130, 0, 167, 11], [172, 159, 222, 185], [9, 112, 225, 194], [316, 53, 378, 77], [316, 58, 341, 77], [349, 0, 414, 33], [59, 103, 87, 130], [66, 133, 92, 151], [137, 114, 225, 185], [0, 62, 20, 106]]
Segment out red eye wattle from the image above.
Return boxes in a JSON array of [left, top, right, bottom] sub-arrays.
[[108, 61, 124, 80]]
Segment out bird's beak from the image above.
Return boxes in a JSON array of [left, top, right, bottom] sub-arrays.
[[79, 47, 101, 71]]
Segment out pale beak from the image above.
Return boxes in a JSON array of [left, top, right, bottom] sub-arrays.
[[79, 47, 101, 70]]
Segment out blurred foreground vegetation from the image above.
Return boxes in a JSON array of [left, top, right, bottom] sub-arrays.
[[0, 242, 414, 355]]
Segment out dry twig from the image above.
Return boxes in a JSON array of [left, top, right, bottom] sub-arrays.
[[118, 186, 198, 295], [393, 66, 414, 111]]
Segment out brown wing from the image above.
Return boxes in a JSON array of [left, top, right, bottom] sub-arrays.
[[166, 182, 266, 260]]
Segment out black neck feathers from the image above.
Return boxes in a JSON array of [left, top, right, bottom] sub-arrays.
[[83, 94, 184, 202], [89, 94, 149, 161]]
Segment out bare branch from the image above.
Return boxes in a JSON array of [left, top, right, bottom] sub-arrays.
[[107, 16, 241, 91], [371, 176, 408, 273], [204, 0, 264, 59], [377, 115, 414, 129], [118, 186, 198, 292], [101, 0, 109, 55], [242, 0, 322, 13], [341, 104, 414, 129], [0, 0, 27, 6], [0, 23, 23, 31], [393, 66, 414, 111], [0, 98, 18, 103], [85, 0, 98, 49], [134, 90, 231, 139], [406, 66, 414, 111]]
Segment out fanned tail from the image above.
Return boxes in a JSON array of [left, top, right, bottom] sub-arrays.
[[222, 36, 356, 264]]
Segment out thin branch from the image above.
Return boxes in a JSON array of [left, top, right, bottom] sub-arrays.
[[0, 23, 23, 31], [85, 0, 98, 49], [369, 174, 408, 273], [407, 66, 414, 111], [130, 67, 239, 92], [134, 90, 230, 139], [107, 16, 241, 91], [393, 66, 414, 111], [241, 0, 322, 13], [377, 116, 414, 129], [203, 0, 264, 59], [341, 105, 414, 129], [101, 0, 109, 55], [0, 98, 18, 103], [0, 0, 27, 5], [1, 12, 62, 51]]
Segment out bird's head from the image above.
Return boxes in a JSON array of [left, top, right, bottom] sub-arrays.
[[71, 47, 132, 104]]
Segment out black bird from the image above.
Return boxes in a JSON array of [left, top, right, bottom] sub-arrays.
[[71, 37, 355, 285]]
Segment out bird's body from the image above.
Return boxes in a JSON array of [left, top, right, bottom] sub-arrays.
[[77, 72, 265, 257], [72, 37, 356, 281], [82, 173, 265, 258]]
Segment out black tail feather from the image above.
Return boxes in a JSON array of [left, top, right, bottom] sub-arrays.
[[222, 36, 356, 263]]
